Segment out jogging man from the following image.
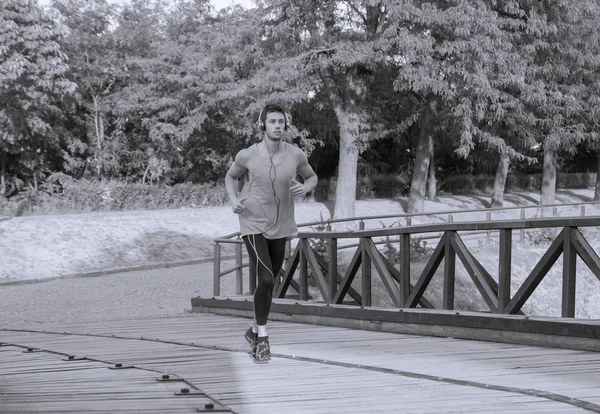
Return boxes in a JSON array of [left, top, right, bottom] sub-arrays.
[[225, 104, 318, 363]]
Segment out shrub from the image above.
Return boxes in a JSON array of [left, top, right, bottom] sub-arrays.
[[439, 172, 595, 195], [314, 174, 411, 202], [0, 177, 230, 216]]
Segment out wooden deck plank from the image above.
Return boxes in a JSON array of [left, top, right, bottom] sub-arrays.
[[2, 312, 599, 413], [0, 345, 228, 414]]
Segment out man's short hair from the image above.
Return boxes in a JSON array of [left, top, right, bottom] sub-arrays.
[[259, 104, 288, 130]]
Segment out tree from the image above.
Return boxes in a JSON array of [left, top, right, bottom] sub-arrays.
[[382, 0, 529, 212], [0, 0, 76, 194], [497, 0, 600, 206], [53, 0, 123, 179], [185, 1, 403, 221]]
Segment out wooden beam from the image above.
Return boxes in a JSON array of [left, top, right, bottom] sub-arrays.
[[333, 242, 363, 304], [328, 238, 338, 303], [571, 227, 600, 283], [299, 216, 600, 240], [504, 230, 564, 314], [304, 243, 330, 301], [276, 242, 300, 298], [405, 237, 445, 308], [398, 233, 411, 303], [443, 232, 456, 310], [364, 239, 403, 307], [299, 239, 309, 301], [361, 239, 372, 307], [381, 252, 435, 309], [313, 249, 362, 304], [562, 227, 576, 318], [498, 229, 512, 313], [450, 233, 498, 313]]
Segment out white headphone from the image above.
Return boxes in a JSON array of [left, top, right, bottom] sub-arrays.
[[258, 104, 289, 131]]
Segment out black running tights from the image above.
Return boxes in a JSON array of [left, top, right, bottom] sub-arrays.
[[243, 234, 287, 326]]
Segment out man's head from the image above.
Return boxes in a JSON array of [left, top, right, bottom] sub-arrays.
[[259, 104, 288, 140]]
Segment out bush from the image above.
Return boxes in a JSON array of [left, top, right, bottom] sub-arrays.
[[439, 172, 596, 195], [314, 174, 411, 202], [557, 173, 596, 189], [0, 177, 229, 216]]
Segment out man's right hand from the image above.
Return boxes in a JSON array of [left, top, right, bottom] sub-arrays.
[[231, 199, 245, 214]]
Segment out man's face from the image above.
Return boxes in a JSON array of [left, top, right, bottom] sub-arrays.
[[264, 112, 286, 140]]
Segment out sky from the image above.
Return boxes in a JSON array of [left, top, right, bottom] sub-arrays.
[[38, 0, 255, 11]]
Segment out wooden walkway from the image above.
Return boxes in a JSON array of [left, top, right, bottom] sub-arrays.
[[2, 313, 600, 413]]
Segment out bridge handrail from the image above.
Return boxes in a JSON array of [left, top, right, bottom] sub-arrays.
[[281, 216, 600, 318], [301, 216, 600, 239], [212, 199, 600, 298], [214, 199, 598, 243]]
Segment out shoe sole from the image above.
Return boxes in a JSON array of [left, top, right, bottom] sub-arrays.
[[251, 354, 270, 364]]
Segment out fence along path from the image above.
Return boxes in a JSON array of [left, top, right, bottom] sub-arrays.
[[2, 313, 600, 413], [213, 199, 600, 298]]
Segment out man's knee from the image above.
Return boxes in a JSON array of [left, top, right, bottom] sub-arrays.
[[257, 273, 274, 287]]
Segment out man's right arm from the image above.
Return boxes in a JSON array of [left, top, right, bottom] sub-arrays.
[[225, 150, 249, 214]]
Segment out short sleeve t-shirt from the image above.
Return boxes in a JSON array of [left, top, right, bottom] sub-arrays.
[[238, 142, 299, 239]]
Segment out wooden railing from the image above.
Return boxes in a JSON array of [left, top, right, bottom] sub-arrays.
[[216, 216, 600, 319], [212, 200, 600, 298]]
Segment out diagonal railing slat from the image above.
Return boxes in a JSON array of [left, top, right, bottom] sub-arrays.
[[364, 239, 403, 307], [450, 232, 499, 313], [571, 228, 600, 282], [405, 237, 446, 308], [504, 230, 565, 314], [378, 250, 435, 309], [333, 243, 363, 304]]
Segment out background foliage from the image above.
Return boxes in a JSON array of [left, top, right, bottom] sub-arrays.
[[2, 0, 600, 216]]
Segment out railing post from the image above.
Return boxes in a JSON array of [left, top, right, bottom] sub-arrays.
[[299, 238, 308, 301], [328, 237, 338, 304], [562, 227, 576, 318], [213, 242, 221, 297], [284, 239, 291, 271], [361, 239, 371, 307], [399, 233, 410, 305], [235, 242, 243, 295], [447, 214, 454, 223], [520, 209, 525, 242], [498, 229, 512, 313], [359, 220, 365, 230], [443, 232, 455, 310], [406, 217, 411, 226], [486, 212, 491, 242], [581, 205, 586, 217]]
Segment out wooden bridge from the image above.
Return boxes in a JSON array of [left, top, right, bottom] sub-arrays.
[[3, 204, 600, 413]]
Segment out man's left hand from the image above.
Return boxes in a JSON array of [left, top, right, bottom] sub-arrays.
[[290, 179, 307, 197]]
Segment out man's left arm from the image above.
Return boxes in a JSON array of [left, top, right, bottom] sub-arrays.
[[292, 150, 318, 196]]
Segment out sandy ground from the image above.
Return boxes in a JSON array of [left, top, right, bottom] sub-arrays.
[[1, 189, 597, 285]]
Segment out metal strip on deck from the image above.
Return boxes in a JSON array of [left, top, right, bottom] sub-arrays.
[[0, 342, 234, 413]]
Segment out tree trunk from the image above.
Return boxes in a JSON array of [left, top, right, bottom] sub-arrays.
[[92, 94, 104, 178], [539, 138, 557, 206], [0, 155, 5, 197], [595, 150, 600, 201], [491, 148, 510, 208], [332, 104, 360, 221], [426, 147, 437, 200], [408, 107, 434, 213]]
